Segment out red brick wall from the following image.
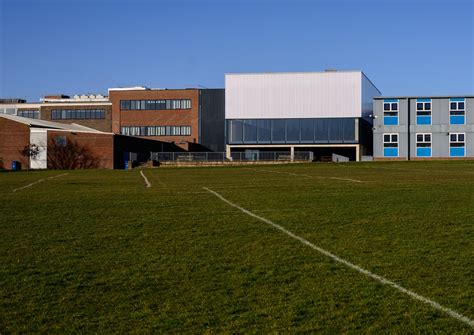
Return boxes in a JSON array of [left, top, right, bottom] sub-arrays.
[[47, 131, 114, 169], [40, 104, 113, 132], [109, 89, 199, 147], [0, 118, 30, 170]]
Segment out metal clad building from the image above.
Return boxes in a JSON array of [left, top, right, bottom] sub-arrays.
[[225, 71, 381, 161], [373, 96, 474, 160]]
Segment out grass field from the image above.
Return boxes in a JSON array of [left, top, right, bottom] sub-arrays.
[[1, 161, 473, 333]]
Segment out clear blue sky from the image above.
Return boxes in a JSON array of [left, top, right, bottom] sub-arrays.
[[1, 0, 473, 101]]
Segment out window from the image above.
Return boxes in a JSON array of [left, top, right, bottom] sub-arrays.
[[449, 133, 465, 157], [383, 99, 399, 125], [416, 133, 431, 157], [51, 109, 105, 120], [55, 136, 67, 147], [286, 119, 300, 142], [272, 119, 286, 142], [300, 119, 314, 142], [17, 110, 39, 119], [119, 99, 192, 110], [383, 133, 398, 157], [120, 126, 191, 137], [450, 98, 465, 125], [416, 98, 432, 125], [243, 120, 257, 143], [257, 119, 271, 143], [120, 100, 131, 110]]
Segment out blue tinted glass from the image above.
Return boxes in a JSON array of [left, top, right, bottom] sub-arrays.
[[343, 119, 355, 141], [329, 119, 344, 142], [286, 119, 300, 142], [314, 119, 329, 142], [243, 120, 257, 142], [272, 120, 286, 142], [300, 119, 314, 142], [257, 119, 271, 143], [229, 120, 243, 143]]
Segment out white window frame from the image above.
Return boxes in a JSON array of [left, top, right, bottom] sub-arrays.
[[383, 101, 399, 115], [416, 133, 431, 146], [449, 99, 465, 124], [383, 133, 398, 147], [416, 100, 432, 116], [449, 133, 465, 145]]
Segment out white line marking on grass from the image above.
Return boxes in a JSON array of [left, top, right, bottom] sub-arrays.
[[140, 171, 151, 188], [246, 168, 363, 183], [12, 173, 69, 192], [203, 186, 474, 328]]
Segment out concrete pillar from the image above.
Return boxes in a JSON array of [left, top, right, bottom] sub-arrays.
[[226, 145, 232, 161], [355, 145, 360, 162], [290, 146, 295, 162]]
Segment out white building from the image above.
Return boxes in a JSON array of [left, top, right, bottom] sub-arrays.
[[225, 70, 380, 161]]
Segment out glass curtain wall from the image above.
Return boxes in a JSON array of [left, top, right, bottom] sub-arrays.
[[227, 118, 357, 144]]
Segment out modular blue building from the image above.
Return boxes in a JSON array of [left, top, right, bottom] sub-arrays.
[[373, 96, 473, 160]]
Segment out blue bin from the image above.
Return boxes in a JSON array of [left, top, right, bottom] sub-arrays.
[[11, 161, 21, 171]]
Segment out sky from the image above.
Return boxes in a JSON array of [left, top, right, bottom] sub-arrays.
[[0, 0, 473, 101]]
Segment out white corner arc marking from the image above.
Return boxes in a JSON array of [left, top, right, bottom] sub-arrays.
[[140, 171, 151, 188], [203, 187, 473, 328]]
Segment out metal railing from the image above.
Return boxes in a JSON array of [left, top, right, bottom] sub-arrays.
[[150, 151, 313, 162]]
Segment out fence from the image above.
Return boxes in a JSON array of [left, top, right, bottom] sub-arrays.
[[150, 151, 313, 163]]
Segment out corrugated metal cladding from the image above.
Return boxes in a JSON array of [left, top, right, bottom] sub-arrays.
[[225, 71, 363, 119]]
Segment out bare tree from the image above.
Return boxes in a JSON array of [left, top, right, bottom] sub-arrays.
[[47, 138, 100, 169]]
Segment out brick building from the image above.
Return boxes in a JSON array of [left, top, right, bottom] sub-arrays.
[[0, 114, 181, 170], [108, 87, 225, 151]]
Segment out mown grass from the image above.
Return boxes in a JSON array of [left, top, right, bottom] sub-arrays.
[[0, 161, 473, 333]]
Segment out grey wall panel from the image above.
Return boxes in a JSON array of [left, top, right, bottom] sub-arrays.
[[200, 89, 225, 151]]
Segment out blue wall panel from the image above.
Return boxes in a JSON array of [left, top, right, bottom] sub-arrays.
[[384, 147, 398, 157], [450, 115, 465, 124], [417, 116, 431, 125], [450, 147, 465, 157], [384, 116, 398, 126], [416, 147, 431, 157]]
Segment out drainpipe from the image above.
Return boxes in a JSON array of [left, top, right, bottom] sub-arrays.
[[407, 98, 411, 160]]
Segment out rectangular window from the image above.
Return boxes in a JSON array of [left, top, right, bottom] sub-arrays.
[[257, 119, 271, 143], [272, 119, 286, 142], [243, 119, 257, 143], [121, 99, 191, 110], [383, 99, 399, 125], [383, 133, 398, 157], [300, 119, 314, 142], [120, 100, 131, 110], [55, 136, 67, 147], [416, 98, 432, 125], [449, 133, 465, 157], [17, 110, 39, 119], [416, 133, 432, 157], [145, 100, 156, 110], [156, 100, 166, 110], [286, 119, 300, 142], [51, 109, 105, 120], [450, 98, 465, 124]]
